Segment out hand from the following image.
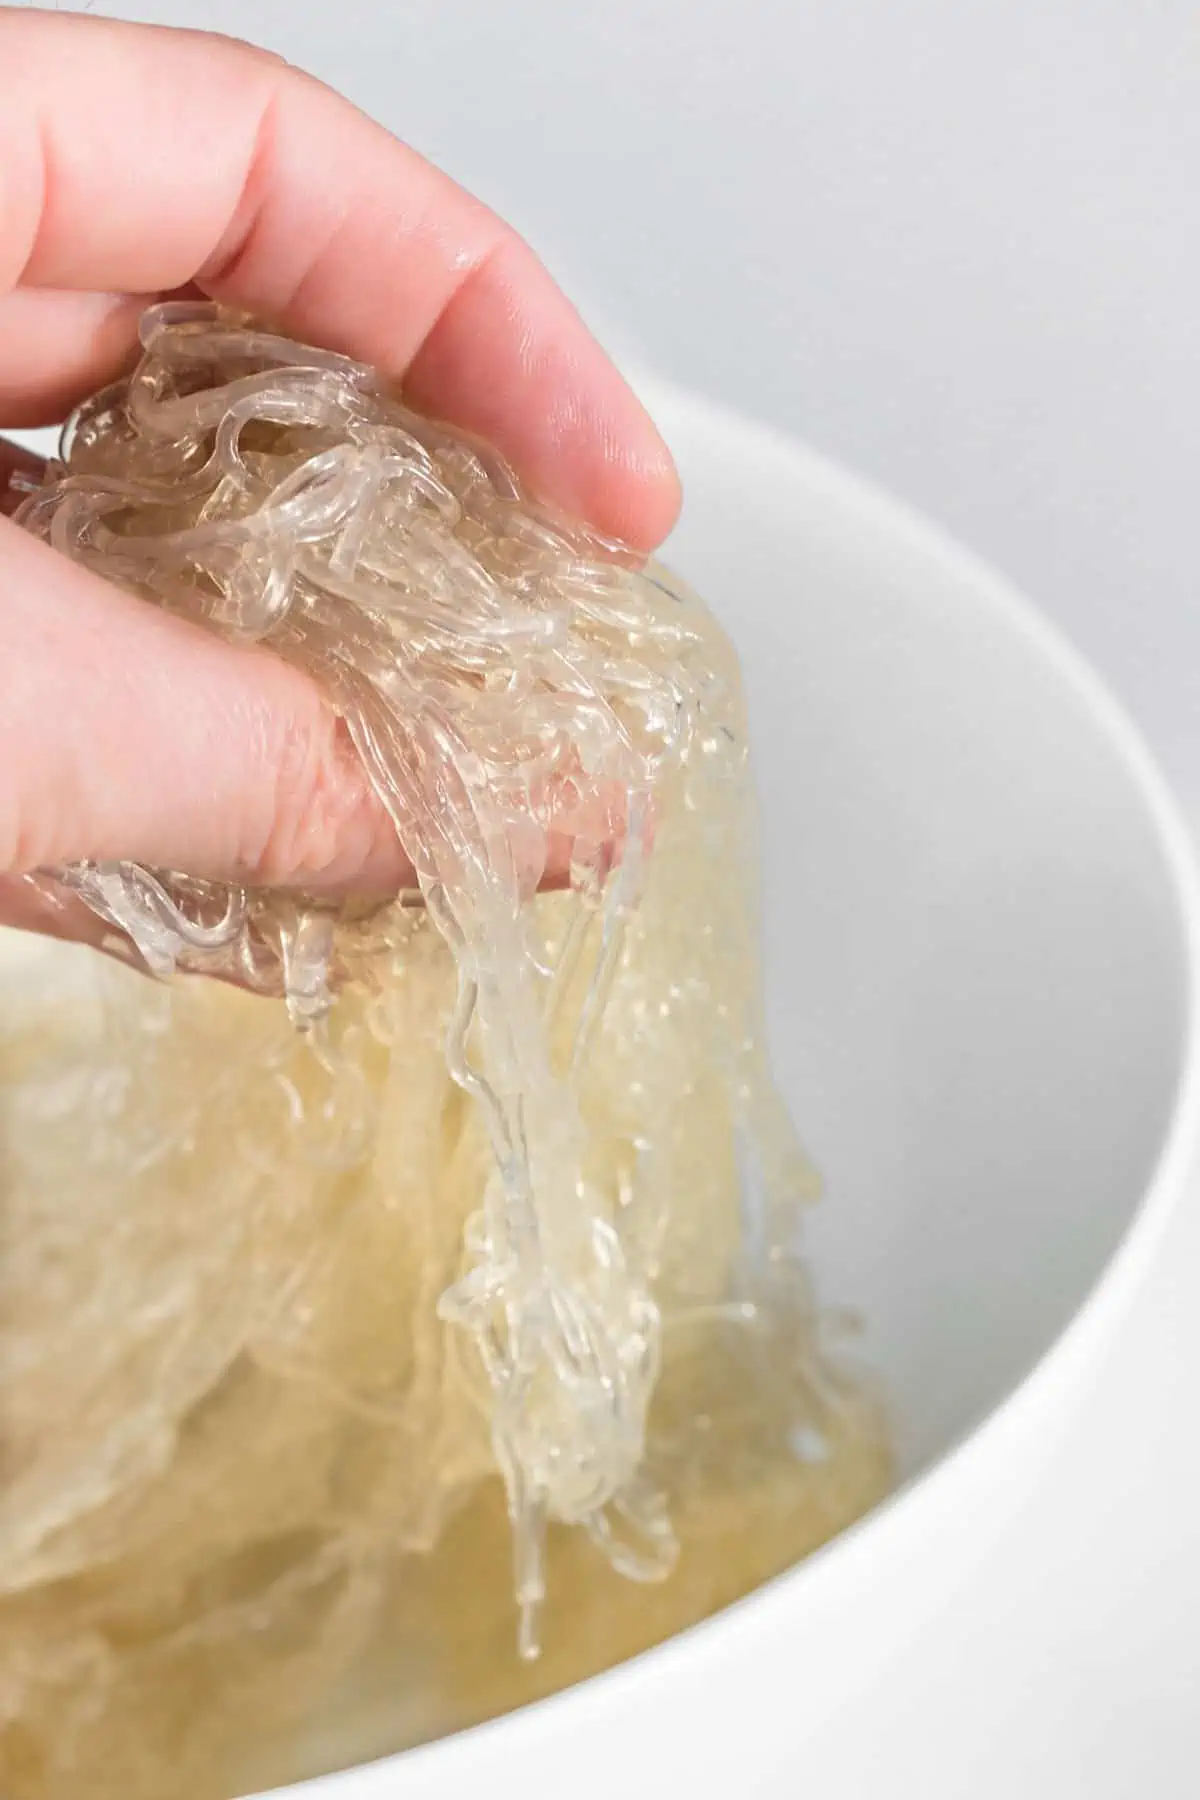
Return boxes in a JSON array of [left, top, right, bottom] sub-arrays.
[[0, 9, 680, 957]]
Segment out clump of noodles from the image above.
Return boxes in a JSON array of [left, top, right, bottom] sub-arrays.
[[12, 303, 795, 1646], [0, 305, 889, 1797]]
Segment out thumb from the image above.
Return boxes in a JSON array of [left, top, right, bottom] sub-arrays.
[[0, 515, 413, 899]]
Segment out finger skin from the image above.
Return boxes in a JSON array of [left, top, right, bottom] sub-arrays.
[[0, 10, 668, 964], [0, 9, 680, 548], [0, 289, 145, 429], [0, 512, 625, 899], [0, 514, 414, 891]]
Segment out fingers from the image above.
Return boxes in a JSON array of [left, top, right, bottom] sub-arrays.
[[0, 10, 680, 548], [0, 10, 667, 972], [0, 516, 617, 905], [0, 514, 415, 891], [0, 288, 144, 429]]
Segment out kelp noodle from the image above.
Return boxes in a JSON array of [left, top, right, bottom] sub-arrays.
[[0, 305, 888, 1796]]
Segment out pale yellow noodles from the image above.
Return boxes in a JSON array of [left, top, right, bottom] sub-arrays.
[[0, 307, 889, 1799]]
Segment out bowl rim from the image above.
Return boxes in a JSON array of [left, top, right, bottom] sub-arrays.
[[266, 382, 1200, 1795]]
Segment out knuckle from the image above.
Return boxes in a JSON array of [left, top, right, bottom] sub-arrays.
[[241, 710, 382, 889]]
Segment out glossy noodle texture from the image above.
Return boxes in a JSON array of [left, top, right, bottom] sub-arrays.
[[0, 307, 888, 1798]]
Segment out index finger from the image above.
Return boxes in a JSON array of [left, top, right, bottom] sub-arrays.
[[0, 9, 679, 548]]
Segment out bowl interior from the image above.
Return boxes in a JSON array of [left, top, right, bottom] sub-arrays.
[[2, 388, 1185, 1494], [0, 388, 1192, 1800], [272, 391, 1196, 1798], [652, 382, 1191, 1480]]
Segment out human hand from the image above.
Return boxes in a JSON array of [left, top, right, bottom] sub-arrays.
[[0, 8, 680, 957]]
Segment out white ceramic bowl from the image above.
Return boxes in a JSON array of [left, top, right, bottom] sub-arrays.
[[253, 386, 1200, 1797]]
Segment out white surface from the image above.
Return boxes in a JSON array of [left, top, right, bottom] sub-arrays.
[[260, 390, 1200, 1798], [660, 390, 1192, 1482], [21, 1, 1200, 1790]]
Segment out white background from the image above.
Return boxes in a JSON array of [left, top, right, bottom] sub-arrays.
[[24, 2, 1200, 1791]]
